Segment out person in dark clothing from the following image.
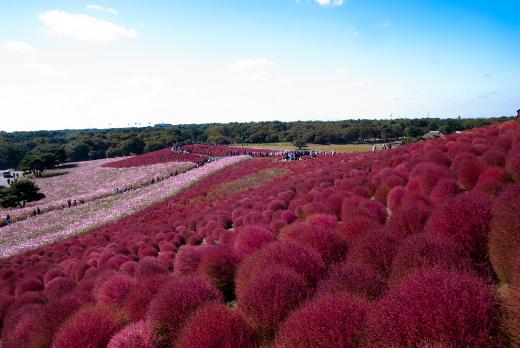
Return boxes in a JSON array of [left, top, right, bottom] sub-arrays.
[[37, 207, 41, 215], [6, 215, 11, 225], [517, 108, 520, 118], [67, 199, 72, 208]]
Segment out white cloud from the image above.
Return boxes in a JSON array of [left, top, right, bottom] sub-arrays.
[[24, 61, 67, 77], [38, 10, 137, 44], [0, 39, 36, 54], [315, 0, 344, 7], [335, 68, 350, 76], [228, 58, 277, 81], [86, 4, 118, 16]]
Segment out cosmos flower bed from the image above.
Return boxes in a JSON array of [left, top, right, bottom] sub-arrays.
[[102, 148, 209, 168], [181, 144, 282, 157], [0, 158, 194, 222], [1, 120, 520, 347], [0, 156, 250, 259]]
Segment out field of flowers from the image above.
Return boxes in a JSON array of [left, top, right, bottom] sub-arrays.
[[181, 144, 282, 157], [0, 158, 194, 222], [0, 156, 249, 258], [1, 120, 520, 347]]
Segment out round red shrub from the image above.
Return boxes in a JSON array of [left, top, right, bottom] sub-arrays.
[[387, 201, 431, 236], [429, 178, 461, 204], [338, 215, 381, 244], [44, 276, 76, 300], [425, 191, 492, 261], [14, 278, 43, 297], [107, 321, 154, 348], [347, 229, 400, 277], [489, 185, 520, 283], [341, 196, 387, 224], [386, 186, 406, 212], [367, 268, 499, 347], [482, 147, 506, 167], [280, 222, 347, 265], [145, 275, 222, 346], [174, 245, 211, 276], [233, 225, 275, 260], [95, 273, 136, 306], [53, 305, 129, 348], [389, 233, 472, 286], [177, 303, 257, 348], [506, 148, 520, 182], [301, 202, 328, 218], [235, 241, 325, 295], [475, 167, 508, 195], [197, 246, 238, 301], [44, 268, 65, 285], [451, 153, 485, 190], [123, 274, 169, 321], [236, 266, 309, 336], [135, 257, 168, 277], [274, 292, 368, 348], [503, 288, 520, 347], [317, 261, 386, 300]]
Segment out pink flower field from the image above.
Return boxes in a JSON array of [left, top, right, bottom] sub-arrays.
[[0, 158, 194, 221], [0, 156, 250, 258]]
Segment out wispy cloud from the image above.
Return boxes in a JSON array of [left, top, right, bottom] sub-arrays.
[[335, 68, 350, 76], [38, 10, 137, 44], [315, 0, 344, 7], [24, 61, 67, 77], [0, 39, 36, 54], [228, 58, 277, 81], [86, 4, 118, 16], [377, 21, 391, 28]]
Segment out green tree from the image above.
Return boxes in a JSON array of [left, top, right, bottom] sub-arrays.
[[293, 138, 308, 150], [0, 179, 45, 208]]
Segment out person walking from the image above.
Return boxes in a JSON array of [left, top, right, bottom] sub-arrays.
[[517, 108, 520, 118]]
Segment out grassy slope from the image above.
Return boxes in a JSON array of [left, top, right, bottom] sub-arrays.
[[232, 142, 372, 153]]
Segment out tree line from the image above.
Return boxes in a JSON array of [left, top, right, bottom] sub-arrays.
[[0, 117, 512, 169]]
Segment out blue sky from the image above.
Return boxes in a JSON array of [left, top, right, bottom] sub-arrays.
[[0, 0, 518, 131]]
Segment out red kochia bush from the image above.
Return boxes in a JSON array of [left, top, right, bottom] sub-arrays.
[[177, 303, 257, 348], [274, 293, 368, 348], [53, 305, 129, 348], [387, 201, 431, 236], [233, 225, 275, 260], [280, 222, 347, 265], [123, 274, 169, 321], [347, 229, 400, 277], [317, 261, 386, 301], [389, 233, 472, 286], [451, 153, 485, 190], [145, 276, 222, 346], [237, 266, 310, 336], [107, 321, 154, 348], [235, 241, 326, 295], [197, 246, 238, 301], [489, 185, 520, 283], [475, 167, 508, 195], [506, 147, 520, 182], [367, 268, 498, 347], [429, 178, 461, 204], [95, 273, 136, 306], [425, 191, 492, 261]]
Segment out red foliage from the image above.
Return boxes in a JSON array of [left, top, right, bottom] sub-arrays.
[[237, 266, 310, 336], [367, 268, 499, 347], [429, 178, 461, 204], [386, 186, 407, 211], [233, 225, 275, 260], [451, 153, 485, 190], [123, 274, 169, 321], [506, 147, 520, 182], [197, 246, 238, 301], [107, 321, 154, 348], [177, 303, 257, 348], [317, 261, 386, 300], [389, 233, 472, 286], [274, 293, 368, 348], [44, 276, 76, 300], [489, 184, 520, 283], [53, 305, 129, 348], [95, 273, 136, 306], [475, 166, 508, 195], [425, 191, 492, 261], [341, 196, 387, 224], [347, 229, 400, 277], [387, 201, 431, 236], [338, 215, 381, 244], [103, 148, 207, 168], [280, 222, 347, 265], [145, 276, 222, 346]]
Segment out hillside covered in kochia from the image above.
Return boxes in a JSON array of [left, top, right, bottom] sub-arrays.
[[0, 117, 511, 169], [0, 119, 520, 346]]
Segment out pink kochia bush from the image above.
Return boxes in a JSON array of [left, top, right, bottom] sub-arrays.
[[107, 321, 154, 348], [424, 191, 492, 261], [489, 184, 520, 283], [177, 303, 258, 348], [233, 225, 275, 260], [237, 266, 310, 337], [367, 268, 499, 347], [53, 305, 129, 348], [145, 275, 222, 346], [274, 293, 368, 348]]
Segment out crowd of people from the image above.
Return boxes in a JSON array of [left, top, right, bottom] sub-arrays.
[[371, 143, 394, 152], [281, 149, 336, 161]]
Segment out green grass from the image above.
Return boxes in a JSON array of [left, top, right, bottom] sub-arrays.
[[232, 142, 372, 153]]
